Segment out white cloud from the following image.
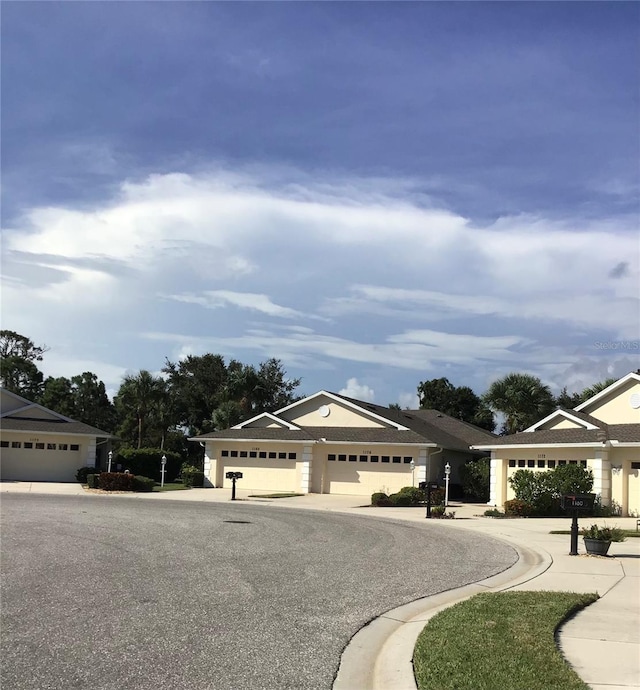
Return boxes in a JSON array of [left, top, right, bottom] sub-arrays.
[[339, 378, 375, 402], [165, 290, 303, 319], [398, 391, 420, 409]]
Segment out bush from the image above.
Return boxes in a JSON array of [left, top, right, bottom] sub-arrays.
[[86, 473, 99, 489], [389, 492, 415, 506], [429, 487, 445, 506], [98, 472, 138, 491], [397, 486, 426, 504], [133, 476, 155, 492], [582, 524, 626, 542], [460, 458, 490, 502], [76, 466, 99, 483], [117, 448, 183, 483], [371, 492, 391, 507], [484, 508, 505, 518], [181, 465, 205, 487], [504, 499, 534, 517]]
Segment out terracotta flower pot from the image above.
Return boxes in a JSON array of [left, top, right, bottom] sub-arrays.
[[583, 538, 611, 556]]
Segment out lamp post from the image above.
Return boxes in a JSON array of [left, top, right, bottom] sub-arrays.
[[410, 460, 416, 487], [444, 462, 451, 508], [161, 455, 167, 488], [108, 450, 113, 473]]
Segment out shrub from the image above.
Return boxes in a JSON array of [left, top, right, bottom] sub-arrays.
[[371, 492, 391, 507], [460, 458, 490, 502], [181, 465, 205, 487], [582, 524, 626, 542], [429, 487, 445, 506], [76, 466, 99, 483], [133, 476, 155, 492], [98, 472, 138, 491], [504, 499, 534, 517], [389, 492, 415, 506], [86, 473, 99, 489], [593, 497, 622, 517], [484, 508, 505, 518], [397, 486, 426, 504], [117, 448, 182, 483], [430, 504, 455, 518]]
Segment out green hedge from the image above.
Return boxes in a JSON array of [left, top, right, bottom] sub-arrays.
[[181, 465, 205, 487], [117, 448, 182, 483], [76, 466, 98, 483], [98, 472, 138, 491]]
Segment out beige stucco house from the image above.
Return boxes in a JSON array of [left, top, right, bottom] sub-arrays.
[[191, 391, 496, 497], [474, 372, 640, 516], [0, 388, 112, 482]]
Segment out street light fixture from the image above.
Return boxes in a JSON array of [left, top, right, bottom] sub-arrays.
[[161, 454, 167, 488], [444, 462, 451, 508], [410, 460, 416, 486], [108, 450, 113, 473]]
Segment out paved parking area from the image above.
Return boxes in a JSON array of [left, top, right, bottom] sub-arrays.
[[1, 494, 516, 690]]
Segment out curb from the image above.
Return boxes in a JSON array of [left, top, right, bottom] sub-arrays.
[[334, 537, 551, 690]]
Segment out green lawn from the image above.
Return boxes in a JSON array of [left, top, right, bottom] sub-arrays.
[[550, 529, 640, 538], [414, 591, 597, 690], [153, 482, 189, 492], [247, 492, 304, 498]]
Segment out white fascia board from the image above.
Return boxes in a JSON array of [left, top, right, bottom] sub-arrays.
[[3, 429, 108, 438], [274, 390, 409, 431], [189, 437, 307, 444], [472, 442, 604, 450], [525, 410, 599, 432], [232, 412, 300, 430], [609, 441, 640, 447], [575, 372, 640, 412], [319, 441, 434, 448]]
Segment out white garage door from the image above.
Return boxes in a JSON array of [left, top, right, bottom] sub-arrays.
[[0, 446, 84, 482], [221, 457, 298, 493], [326, 454, 414, 496]]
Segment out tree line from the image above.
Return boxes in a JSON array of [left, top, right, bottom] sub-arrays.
[[0, 331, 618, 455]]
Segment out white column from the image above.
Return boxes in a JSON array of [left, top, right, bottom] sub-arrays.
[[592, 448, 611, 506], [300, 445, 312, 494], [86, 438, 97, 468], [417, 448, 428, 484], [203, 442, 215, 488], [488, 451, 498, 506]]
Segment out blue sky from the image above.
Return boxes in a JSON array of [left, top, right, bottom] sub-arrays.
[[2, 2, 639, 406]]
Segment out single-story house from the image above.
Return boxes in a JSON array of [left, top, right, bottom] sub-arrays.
[[190, 390, 497, 497], [473, 371, 640, 517], [0, 388, 113, 482]]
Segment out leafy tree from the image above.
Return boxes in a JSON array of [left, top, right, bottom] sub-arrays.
[[579, 378, 617, 403], [555, 387, 583, 410], [482, 373, 555, 434], [114, 370, 166, 448], [460, 458, 490, 502], [41, 377, 76, 417], [417, 377, 495, 431], [0, 330, 48, 399]]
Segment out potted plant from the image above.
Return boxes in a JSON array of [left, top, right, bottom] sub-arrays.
[[582, 524, 626, 556]]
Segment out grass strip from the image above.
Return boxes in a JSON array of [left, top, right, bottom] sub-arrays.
[[550, 529, 639, 537], [414, 590, 597, 690], [154, 482, 189, 492], [247, 492, 304, 498]]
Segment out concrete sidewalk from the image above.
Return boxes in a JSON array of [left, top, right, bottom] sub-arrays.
[[3, 482, 639, 689]]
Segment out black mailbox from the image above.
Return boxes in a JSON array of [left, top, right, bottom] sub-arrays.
[[418, 481, 439, 491], [226, 471, 243, 480], [561, 493, 595, 512]]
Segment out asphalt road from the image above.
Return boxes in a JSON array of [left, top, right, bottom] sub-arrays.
[[1, 494, 516, 690]]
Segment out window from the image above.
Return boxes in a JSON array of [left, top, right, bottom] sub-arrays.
[[518, 459, 526, 467], [580, 460, 587, 467], [508, 459, 516, 468], [569, 460, 577, 465], [36, 443, 45, 450], [288, 452, 296, 460], [392, 456, 401, 464], [269, 452, 276, 459], [24, 442, 33, 449], [11, 441, 21, 448], [328, 454, 336, 461], [537, 460, 545, 468], [279, 452, 287, 459], [338, 454, 346, 461], [0, 441, 8, 448], [370, 455, 379, 463], [240, 451, 247, 458], [558, 460, 566, 466], [249, 451, 257, 458], [47, 443, 57, 450], [403, 457, 413, 464], [548, 460, 556, 469], [70, 444, 79, 451], [221, 450, 229, 457], [230, 450, 238, 457], [259, 452, 267, 459], [527, 460, 535, 468], [349, 455, 357, 462], [59, 444, 68, 451], [632, 462, 640, 470], [380, 456, 389, 463]]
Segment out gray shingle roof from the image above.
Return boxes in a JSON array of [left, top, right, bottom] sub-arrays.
[[474, 424, 640, 447], [1, 416, 112, 437], [191, 428, 315, 441]]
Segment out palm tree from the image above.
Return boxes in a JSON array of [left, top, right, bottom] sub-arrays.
[[483, 373, 556, 435], [115, 370, 164, 448]]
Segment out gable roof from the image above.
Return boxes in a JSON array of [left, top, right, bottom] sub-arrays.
[[233, 412, 301, 430], [473, 423, 640, 448], [525, 409, 601, 432], [575, 371, 640, 413]]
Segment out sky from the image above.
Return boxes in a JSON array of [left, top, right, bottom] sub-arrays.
[[2, 1, 639, 407]]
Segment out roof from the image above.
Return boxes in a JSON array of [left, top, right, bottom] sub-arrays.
[[1, 416, 113, 437], [474, 423, 640, 447], [575, 371, 640, 413], [192, 391, 498, 452]]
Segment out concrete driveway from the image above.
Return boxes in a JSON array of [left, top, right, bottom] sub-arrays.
[[1, 494, 516, 690]]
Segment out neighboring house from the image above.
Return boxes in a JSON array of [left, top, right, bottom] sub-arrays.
[[0, 388, 113, 482], [473, 372, 640, 516], [190, 390, 496, 496]]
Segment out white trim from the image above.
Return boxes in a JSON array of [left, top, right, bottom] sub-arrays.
[[575, 372, 640, 412], [232, 412, 301, 430], [609, 441, 640, 447], [525, 410, 599, 432], [274, 390, 409, 431], [187, 437, 307, 444], [1, 429, 107, 438], [0, 397, 76, 423], [472, 442, 604, 450]]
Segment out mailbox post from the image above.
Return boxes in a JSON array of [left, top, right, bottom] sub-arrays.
[[561, 493, 596, 555], [226, 471, 243, 500], [419, 481, 440, 519], [160, 454, 167, 488]]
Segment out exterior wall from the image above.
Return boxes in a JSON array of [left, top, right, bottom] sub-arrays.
[[541, 418, 583, 430], [243, 418, 289, 429], [610, 447, 640, 517], [281, 398, 387, 428], [581, 380, 640, 425], [0, 391, 30, 414], [0, 432, 96, 482], [8, 407, 62, 421]]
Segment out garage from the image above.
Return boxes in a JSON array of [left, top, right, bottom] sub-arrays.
[[221, 456, 299, 493], [0, 442, 85, 482], [324, 452, 415, 496]]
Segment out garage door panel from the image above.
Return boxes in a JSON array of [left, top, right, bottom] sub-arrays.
[[628, 463, 640, 516], [0, 449, 83, 482], [221, 458, 297, 493], [327, 462, 413, 496]]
